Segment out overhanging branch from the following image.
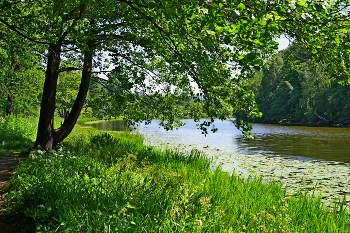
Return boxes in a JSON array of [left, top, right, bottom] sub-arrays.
[[0, 18, 49, 45]]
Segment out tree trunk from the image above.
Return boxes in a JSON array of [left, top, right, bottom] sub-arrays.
[[5, 94, 14, 116], [54, 48, 93, 145], [314, 106, 330, 122], [34, 43, 94, 150], [34, 43, 61, 150]]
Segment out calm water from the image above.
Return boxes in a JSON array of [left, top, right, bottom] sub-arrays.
[[87, 119, 350, 163]]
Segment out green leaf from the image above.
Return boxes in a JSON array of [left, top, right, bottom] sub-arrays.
[[298, 1, 307, 6], [166, 4, 176, 13], [164, 13, 171, 20], [315, 4, 323, 12], [253, 59, 263, 66], [247, 53, 257, 60], [191, 14, 197, 21], [223, 36, 231, 44], [148, 2, 158, 9], [215, 26, 224, 32], [237, 3, 245, 10], [259, 18, 267, 26]]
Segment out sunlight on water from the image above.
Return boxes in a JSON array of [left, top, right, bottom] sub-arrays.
[[87, 119, 350, 163]]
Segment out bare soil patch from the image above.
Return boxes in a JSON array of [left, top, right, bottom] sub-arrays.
[[0, 155, 31, 233]]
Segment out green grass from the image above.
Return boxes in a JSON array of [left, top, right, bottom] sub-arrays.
[[1, 116, 350, 232], [0, 116, 38, 155], [0, 116, 62, 155]]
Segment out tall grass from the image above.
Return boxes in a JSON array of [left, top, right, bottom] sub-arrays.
[[0, 116, 38, 154], [0, 116, 62, 154], [2, 118, 350, 232]]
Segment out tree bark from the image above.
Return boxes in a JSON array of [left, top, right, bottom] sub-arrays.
[[34, 43, 94, 150], [54, 47, 93, 145], [34, 43, 61, 150], [5, 94, 14, 116]]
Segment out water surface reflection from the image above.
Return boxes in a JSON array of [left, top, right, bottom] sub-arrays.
[[87, 119, 350, 163], [241, 124, 350, 162]]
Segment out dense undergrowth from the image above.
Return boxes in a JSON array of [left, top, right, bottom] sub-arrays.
[[0, 116, 349, 232]]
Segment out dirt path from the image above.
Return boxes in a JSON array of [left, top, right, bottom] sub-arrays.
[[0, 156, 27, 233]]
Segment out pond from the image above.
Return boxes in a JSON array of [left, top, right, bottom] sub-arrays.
[[86, 119, 350, 163], [86, 119, 350, 206]]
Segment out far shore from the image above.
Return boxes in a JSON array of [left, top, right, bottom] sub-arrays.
[[82, 118, 350, 129], [249, 121, 350, 128]]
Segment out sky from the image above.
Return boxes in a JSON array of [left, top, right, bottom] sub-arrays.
[[276, 35, 291, 51]]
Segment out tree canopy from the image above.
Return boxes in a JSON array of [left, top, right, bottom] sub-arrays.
[[1, 0, 350, 149], [245, 43, 350, 125]]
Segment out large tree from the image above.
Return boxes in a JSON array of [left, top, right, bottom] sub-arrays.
[[1, 0, 349, 150]]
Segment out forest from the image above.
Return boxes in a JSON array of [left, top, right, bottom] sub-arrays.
[[246, 44, 350, 125]]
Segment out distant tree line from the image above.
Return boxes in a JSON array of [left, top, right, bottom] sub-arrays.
[[243, 43, 350, 125]]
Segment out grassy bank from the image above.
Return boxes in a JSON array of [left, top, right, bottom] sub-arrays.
[[1, 117, 349, 232]]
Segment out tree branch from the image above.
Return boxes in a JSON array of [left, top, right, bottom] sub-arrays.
[[314, 106, 330, 121], [0, 0, 22, 9], [0, 18, 50, 45], [57, 3, 87, 44], [127, 4, 201, 87]]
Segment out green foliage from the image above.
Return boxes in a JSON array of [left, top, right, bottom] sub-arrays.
[[0, 116, 65, 154], [0, 23, 44, 116], [56, 71, 81, 117], [249, 44, 350, 125], [2, 120, 350, 232], [2, 0, 350, 145]]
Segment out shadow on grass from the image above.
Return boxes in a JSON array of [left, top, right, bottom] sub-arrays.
[[0, 129, 33, 157], [0, 128, 33, 232]]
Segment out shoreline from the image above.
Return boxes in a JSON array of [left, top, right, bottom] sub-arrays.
[[144, 134, 350, 209], [2, 116, 349, 231], [82, 118, 350, 208], [250, 121, 350, 128]]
